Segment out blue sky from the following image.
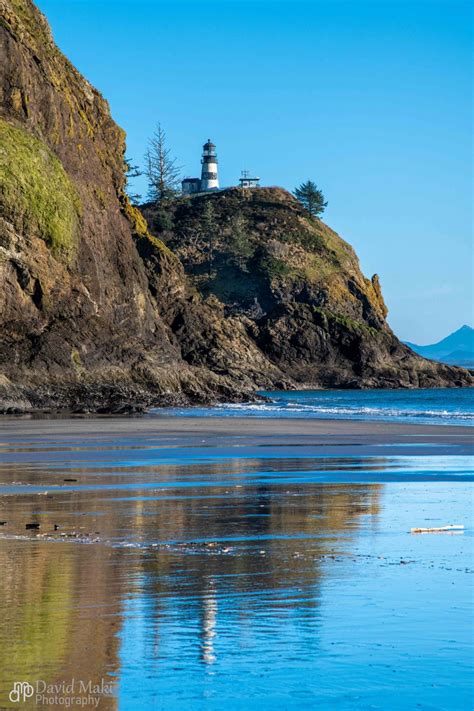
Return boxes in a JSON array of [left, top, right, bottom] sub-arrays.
[[36, 0, 472, 343]]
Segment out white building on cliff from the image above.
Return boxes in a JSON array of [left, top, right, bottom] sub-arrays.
[[182, 140, 260, 195], [182, 139, 219, 195]]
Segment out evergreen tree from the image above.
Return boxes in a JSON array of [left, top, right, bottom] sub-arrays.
[[293, 180, 327, 217], [201, 201, 218, 276], [124, 156, 142, 205], [145, 124, 181, 203], [228, 213, 254, 270]]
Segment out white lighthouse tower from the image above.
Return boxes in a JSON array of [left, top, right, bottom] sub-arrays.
[[200, 139, 219, 191]]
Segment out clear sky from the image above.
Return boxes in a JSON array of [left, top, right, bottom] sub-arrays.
[[36, 0, 472, 344]]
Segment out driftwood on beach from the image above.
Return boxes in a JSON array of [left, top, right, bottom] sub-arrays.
[[410, 525, 464, 534]]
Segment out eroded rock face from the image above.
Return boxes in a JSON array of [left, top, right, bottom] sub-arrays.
[[142, 188, 473, 389], [0, 1, 164, 409], [0, 0, 281, 412]]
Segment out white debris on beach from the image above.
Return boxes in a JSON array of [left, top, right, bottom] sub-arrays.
[[410, 524, 465, 534]]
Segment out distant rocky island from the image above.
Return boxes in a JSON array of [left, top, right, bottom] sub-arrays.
[[405, 325, 474, 369], [0, 0, 472, 414]]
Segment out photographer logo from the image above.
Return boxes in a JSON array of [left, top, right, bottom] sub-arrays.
[[6, 678, 116, 707], [9, 681, 34, 703]]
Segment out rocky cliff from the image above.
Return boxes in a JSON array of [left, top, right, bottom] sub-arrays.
[[0, 0, 283, 412], [142, 188, 472, 389], [0, 0, 470, 414]]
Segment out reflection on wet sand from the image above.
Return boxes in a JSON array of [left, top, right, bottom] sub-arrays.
[[0, 418, 471, 710], [0, 541, 122, 709], [0, 452, 381, 708]]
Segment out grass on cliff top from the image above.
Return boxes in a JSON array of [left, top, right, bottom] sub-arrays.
[[172, 187, 356, 269], [0, 118, 81, 257]]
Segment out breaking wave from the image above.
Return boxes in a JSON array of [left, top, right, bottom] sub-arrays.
[[152, 389, 473, 426]]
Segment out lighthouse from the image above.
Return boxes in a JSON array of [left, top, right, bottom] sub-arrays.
[[181, 139, 226, 195], [200, 139, 219, 191]]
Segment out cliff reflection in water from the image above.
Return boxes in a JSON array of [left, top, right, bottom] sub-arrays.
[[0, 450, 382, 708]]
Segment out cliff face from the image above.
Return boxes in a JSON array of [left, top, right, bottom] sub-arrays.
[[0, 1, 470, 413], [142, 189, 473, 389], [0, 0, 281, 412]]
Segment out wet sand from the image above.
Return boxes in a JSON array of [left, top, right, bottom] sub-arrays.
[[0, 415, 472, 709], [1, 414, 472, 451]]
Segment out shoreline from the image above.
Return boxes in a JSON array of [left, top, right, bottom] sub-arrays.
[[1, 414, 472, 448], [2, 384, 472, 419]]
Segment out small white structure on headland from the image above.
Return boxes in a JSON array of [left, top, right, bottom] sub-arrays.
[[181, 141, 261, 195], [182, 139, 220, 195], [181, 177, 201, 195], [239, 170, 260, 189]]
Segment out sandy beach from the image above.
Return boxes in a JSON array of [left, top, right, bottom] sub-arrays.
[[1, 414, 472, 446], [1, 413, 471, 486], [0, 413, 472, 709]]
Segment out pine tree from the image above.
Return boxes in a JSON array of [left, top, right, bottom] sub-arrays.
[[145, 124, 181, 203], [124, 156, 142, 205], [201, 201, 218, 276], [228, 213, 254, 270], [293, 180, 327, 217]]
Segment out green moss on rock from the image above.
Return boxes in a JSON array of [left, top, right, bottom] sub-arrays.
[[313, 306, 379, 337], [120, 194, 149, 237], [0, 118, 81, 256]]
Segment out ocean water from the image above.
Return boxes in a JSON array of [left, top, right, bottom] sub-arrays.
[[155, 388, 474, 426]]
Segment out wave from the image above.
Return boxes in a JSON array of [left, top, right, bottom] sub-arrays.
[[215, 403, 473, 420], [151, 390, 474, 426]]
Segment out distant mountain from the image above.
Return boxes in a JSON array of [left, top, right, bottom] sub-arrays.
[[405, 325, 474, 368]]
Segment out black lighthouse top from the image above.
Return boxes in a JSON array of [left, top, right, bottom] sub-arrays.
[[202, 139, 218, 164]]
